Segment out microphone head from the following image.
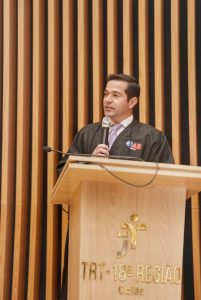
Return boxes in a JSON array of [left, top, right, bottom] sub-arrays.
[[43, 146, 52, 152], [102, 116, 111, 128]]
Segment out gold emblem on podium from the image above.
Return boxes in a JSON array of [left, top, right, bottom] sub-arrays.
[[117, 214, 147, 258]]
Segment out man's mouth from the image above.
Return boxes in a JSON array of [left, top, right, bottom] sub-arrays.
[[104, 106, 114, 110]]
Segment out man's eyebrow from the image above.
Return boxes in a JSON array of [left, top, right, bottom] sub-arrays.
[[104, 88, 121, 93]]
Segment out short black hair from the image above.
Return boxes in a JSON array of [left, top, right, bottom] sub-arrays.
[[106, 74, 140, 100]]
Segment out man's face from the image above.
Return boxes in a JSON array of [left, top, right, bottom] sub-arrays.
[[103, 80, 137, 123]]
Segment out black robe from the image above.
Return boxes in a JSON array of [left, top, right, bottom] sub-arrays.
[[57, 119, 174, 173]]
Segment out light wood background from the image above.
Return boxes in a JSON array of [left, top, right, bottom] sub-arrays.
[[0, 0, 200, 299]]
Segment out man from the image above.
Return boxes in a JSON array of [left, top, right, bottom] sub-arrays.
[[57, 73, 174, 174]]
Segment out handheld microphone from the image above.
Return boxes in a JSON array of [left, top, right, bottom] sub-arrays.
[[101, 116, 111, 145]]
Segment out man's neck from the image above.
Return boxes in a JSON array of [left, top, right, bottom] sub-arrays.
[[112, 114, 133, 126]]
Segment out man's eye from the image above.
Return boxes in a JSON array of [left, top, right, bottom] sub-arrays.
[[113, 93, 119, 97]]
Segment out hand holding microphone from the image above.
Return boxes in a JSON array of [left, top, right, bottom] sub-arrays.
[[92, 116, 111, 156]]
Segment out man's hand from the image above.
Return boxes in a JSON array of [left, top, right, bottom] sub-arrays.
[[92, 144, 110, 156]]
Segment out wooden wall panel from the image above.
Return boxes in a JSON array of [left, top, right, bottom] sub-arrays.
[[107, 0, 118, 74], [0, 0, 2, 91], [154, 0, 164, 131], [188, 0, 198, 165], [11, 1, 31, 299], [123, 0, 133, 75], [92, 0, 103, 122], [0, 0, 17, 299], [61, 0, 74, 281], [78, 0, 88, 129], [187, 0, 201, 298], [46, 0, 60, 299], [138, 0, 149, 123], [27, 1, 45, 298], [0, 0, 2, 213], [62, 0, 74, 151], [171, 0, 181, 164]]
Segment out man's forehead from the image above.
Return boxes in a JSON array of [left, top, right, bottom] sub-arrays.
[[105, 80, 128, 91]]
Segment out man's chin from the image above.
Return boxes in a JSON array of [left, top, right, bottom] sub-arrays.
[[104, 111, 114, 117]]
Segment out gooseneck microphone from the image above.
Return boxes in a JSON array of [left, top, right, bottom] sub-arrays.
[[43, 146, 67, 155], [43, 145, 144, 161], [101, 116, 111, 145], [43, 146, 92, 158]]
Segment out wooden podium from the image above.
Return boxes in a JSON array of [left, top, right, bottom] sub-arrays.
[[50, 155, 201, 300]]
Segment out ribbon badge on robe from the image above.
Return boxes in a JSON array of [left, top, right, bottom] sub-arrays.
[[130, 143, 142, 151], [125, 140, 142, 151]]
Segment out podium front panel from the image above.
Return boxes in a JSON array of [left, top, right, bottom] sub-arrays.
[[67, 181, 186, 300]]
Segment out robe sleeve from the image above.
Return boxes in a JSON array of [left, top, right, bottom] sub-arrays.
[[148, 133, 175, 163]]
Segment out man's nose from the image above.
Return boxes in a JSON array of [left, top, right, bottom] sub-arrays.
[[104, 94, 112, 102]]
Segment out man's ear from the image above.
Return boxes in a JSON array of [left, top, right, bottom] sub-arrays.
[[129, 97, 138, 109]]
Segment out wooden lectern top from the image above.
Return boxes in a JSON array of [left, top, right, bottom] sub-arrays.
[[50, 155, 201, 204]]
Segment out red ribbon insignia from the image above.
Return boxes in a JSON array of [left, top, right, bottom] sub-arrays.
[[130, 143, 142, 151]]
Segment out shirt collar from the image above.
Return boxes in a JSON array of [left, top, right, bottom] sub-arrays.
[[120, 114, 133, 128]]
